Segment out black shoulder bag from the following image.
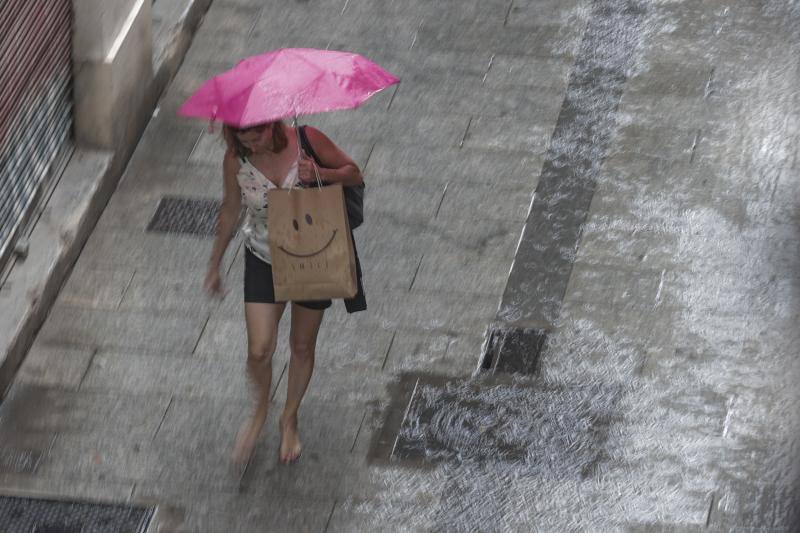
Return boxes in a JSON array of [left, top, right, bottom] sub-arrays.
[[297, 126, 364, 229]]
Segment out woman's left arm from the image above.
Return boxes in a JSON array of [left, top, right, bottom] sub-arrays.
[[298, 127, 364, 186]]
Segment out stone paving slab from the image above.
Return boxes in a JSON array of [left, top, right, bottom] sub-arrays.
[[117, 270, 218, 315], [320, 288, 499, 336], [57, 268, 136, 310], [13, 343, 96, 390], [413, 20, 578, 58], [389, 81, 566, 119], [37, 305, 208, 355], [435, 180, 534, 223], [462, 114, 560, 154], [72, 228, 236, 277], [383, 328, 484, 376], [0, 474, 135, 504], [506, 0, 586, 28], [626, 59, 713, 98], [367, 49, 494, 88], [365, 143, 544, 184], [362, 176, 446, 220], [309, 108, 471, 149], [343, 0, 510, 23], [144, 492, 334, 533], [80, 352, 246, 399], [0, 384, 170, 440], [0, 429, 55, 476], [611, 123, 698, 163], [34, 433, 171, 486], [326, 498, 435, 533], [411, 246, 514, 297], [484, 53, 573, 89]]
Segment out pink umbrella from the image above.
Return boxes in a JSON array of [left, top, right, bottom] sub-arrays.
[[177, 48, 399, 127]]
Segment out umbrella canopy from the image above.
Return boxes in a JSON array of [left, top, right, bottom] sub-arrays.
[[177, 48, 400, 128]]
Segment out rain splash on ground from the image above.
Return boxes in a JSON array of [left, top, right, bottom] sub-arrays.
[[344, 0, 800, 530]]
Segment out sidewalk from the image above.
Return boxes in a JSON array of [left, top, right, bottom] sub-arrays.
[[2, 0, 799, 531]]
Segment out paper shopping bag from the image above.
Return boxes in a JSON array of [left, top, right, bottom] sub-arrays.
[[267, 184, 358, 301]]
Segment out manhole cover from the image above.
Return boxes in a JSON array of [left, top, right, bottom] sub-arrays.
[[0, 495, 154, 533], [146, 196, 220, 237], [372, 373, 622, 478]]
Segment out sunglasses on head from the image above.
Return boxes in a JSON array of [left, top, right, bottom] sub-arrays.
[[235, 122, 271, 134]]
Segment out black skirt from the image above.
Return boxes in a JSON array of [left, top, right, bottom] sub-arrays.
[[243, 246, 332, 310]]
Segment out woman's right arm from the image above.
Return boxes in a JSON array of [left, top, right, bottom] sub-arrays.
[[205, 150, 242, 295]]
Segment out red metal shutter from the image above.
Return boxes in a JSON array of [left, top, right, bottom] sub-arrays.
[[0, 0, 74, 267]]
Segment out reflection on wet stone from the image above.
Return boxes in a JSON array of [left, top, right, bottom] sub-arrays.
[[391, 375, 622, 478], [495, 0, 646, 335]]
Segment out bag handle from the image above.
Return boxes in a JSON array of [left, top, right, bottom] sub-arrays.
[[293, 120, 324, 189]]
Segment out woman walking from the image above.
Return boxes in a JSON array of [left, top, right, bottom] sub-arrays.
[[204, 120, 364, 466]]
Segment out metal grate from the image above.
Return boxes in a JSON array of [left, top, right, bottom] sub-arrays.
[[0, 495, 154, 533], [146, 196, 220, 237], [480, 326, 547, 375]]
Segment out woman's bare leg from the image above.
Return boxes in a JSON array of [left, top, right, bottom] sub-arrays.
[[232, 301, 286, 466], [280, 302, 325, 463]]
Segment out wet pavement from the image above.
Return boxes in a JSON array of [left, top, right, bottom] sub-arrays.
[[1, 0, 799, 531]]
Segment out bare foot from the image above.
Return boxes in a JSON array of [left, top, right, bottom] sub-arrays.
[[279, 413, 302, 464], [231, 406, 268, 469]]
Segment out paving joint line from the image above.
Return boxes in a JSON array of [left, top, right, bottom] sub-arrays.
[[408, 254, 424, 291], [504, 0, 514, 27], [190, 314, 211, 355], [482, 54, 495, 84], [151, 396, 174, 442], [389, 377, 420, 459], [350, 410, 368, 453], [704, 66, 716, 98], [381, 330, 397, 371], [409, 20, 424, 50], [705, 492, 715, 527], [323, 499, 337, 533], [386, 83, 400, 111], [689, 128, 702, 164], [271, 362, 288, 401], [433, 182, 449, 219], [117, 269, 137, 311], [77, 347, 100, 390], [246, 6, 265, 39], [186, 129, 205, 162], [458, 116, 473, 148], [362, 141, 377, 174]]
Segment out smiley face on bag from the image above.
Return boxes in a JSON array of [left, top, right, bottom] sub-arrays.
[[277, 212, 337, 260]]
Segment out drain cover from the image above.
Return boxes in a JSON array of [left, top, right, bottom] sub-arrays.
[[146, 196, 220, 237], [0, 495, 154, 533], [375, 373, 621, 477], [480, 326, 547, 375]]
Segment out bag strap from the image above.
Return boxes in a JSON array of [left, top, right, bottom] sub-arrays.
[[298, 126, 322, 166], [297, 125, 324, 188]]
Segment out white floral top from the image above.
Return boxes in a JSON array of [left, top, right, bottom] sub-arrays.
[[237, 157, 299, 263]]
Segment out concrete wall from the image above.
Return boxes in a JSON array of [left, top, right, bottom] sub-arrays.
[[0, 0, 211, 398], [72, 0, 155, 154]]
